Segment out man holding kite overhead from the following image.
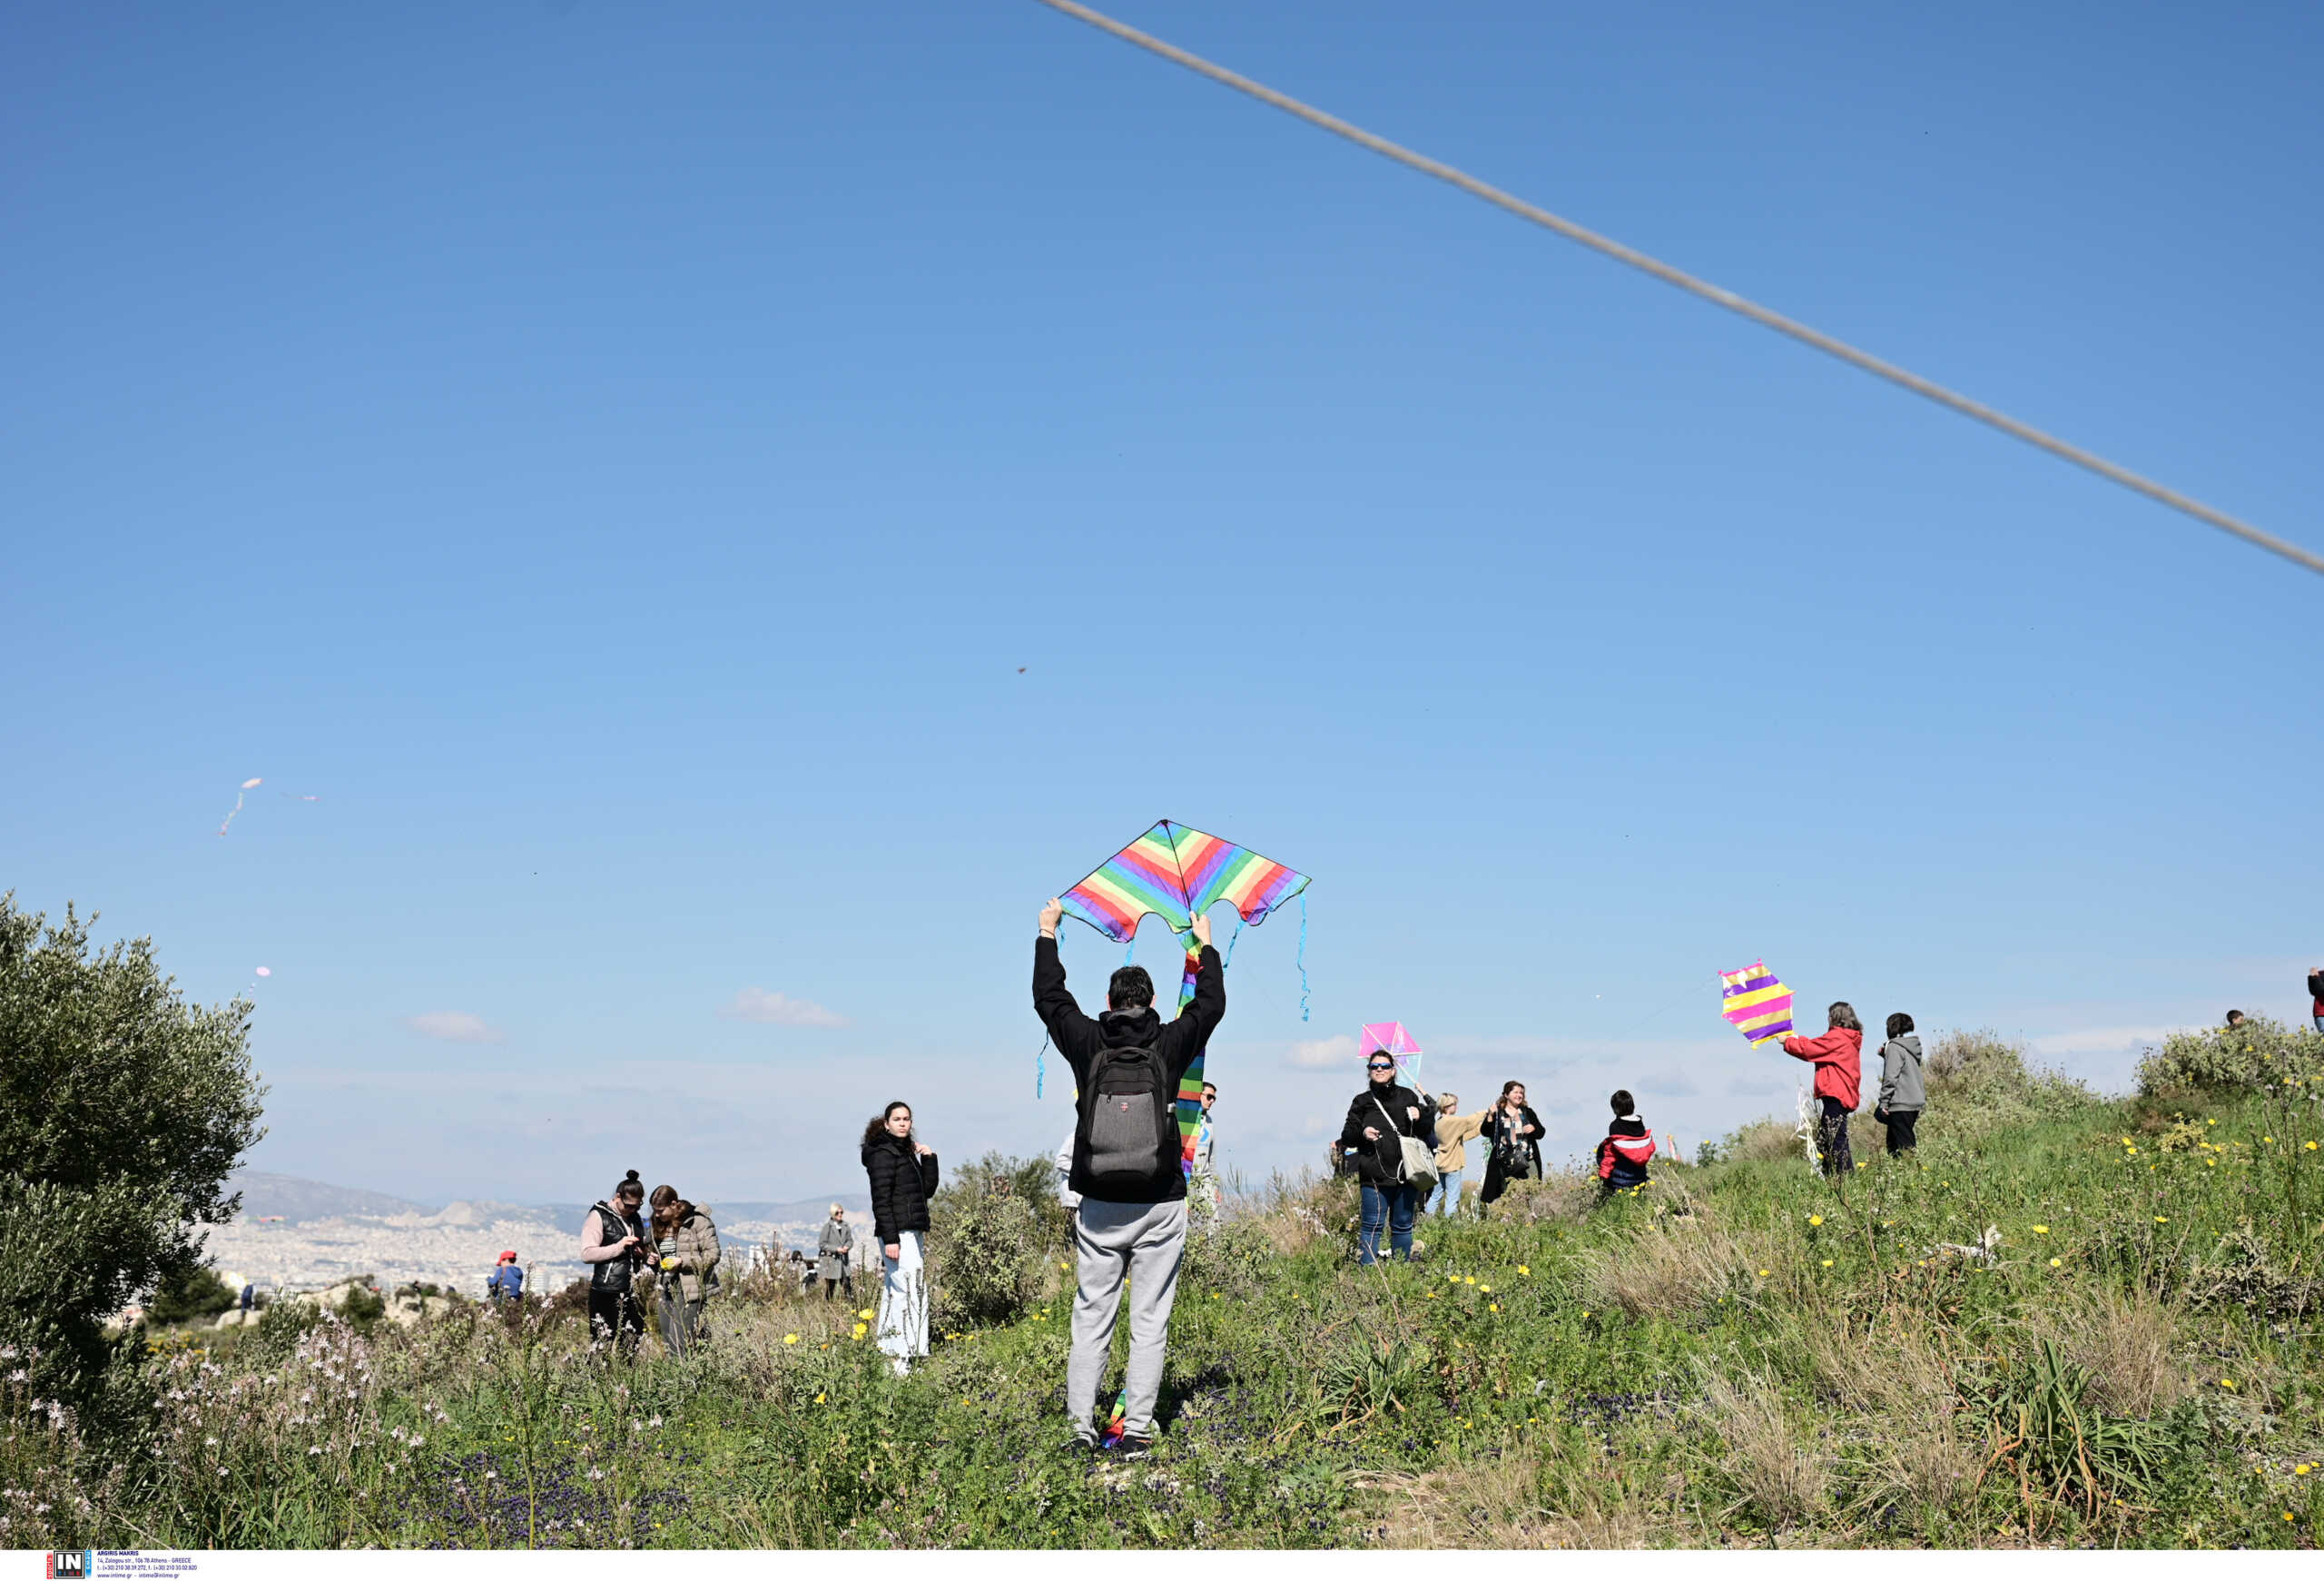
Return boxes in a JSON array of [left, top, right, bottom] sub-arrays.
[[1035, 897, 1226, 1457]]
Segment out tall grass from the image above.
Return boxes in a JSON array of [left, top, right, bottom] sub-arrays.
[[7, 1031, 2322, 1549]]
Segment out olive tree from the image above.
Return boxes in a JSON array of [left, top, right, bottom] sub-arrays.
[[0, 894, 265, 1419]]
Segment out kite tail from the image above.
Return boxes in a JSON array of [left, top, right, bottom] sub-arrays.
[[1036, 1032, 1050, 1100], [1223, 915, 1244, 967], [1297, 892, 1310, 1023]]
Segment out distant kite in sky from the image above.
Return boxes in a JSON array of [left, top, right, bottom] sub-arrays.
[[1359, 1021, 1426, 1089], [254, 967, 271, 978], [1718, 960, 1796, 1048], [217, 777, 263, 835], [1050, 819, 1311, 1170]]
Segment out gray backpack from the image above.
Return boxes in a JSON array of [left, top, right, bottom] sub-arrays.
[[1082, 1042, 1174, 1187]]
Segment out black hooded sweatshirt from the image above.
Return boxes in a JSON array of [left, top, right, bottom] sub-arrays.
[[862, 1132, 939, 1247], [1033, 934, 1226, 1204]]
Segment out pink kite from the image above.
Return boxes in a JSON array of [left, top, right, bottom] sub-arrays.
[[1358, 1021, 1425, 1086]]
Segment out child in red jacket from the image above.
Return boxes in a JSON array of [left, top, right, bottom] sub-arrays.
[[1782, 1003, 1863, 1178], [1596, 1089, 1657, 1197]]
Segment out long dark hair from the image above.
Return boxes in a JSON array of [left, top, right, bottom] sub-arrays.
[[648, 1183, 689, 1240], [861, 1101, 912, 1150]]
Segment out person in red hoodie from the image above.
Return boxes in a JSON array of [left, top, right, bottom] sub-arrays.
[[1783, 1003, 1863, 1177], [1595, 1090, 1657, 1199]]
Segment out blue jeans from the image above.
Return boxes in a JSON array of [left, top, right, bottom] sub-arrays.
[[1359, 1181, 1419, 1264], [1431, 1168, 1463, 1217]]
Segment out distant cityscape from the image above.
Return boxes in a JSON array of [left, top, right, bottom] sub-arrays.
[[201, 1171, 875, 1299]]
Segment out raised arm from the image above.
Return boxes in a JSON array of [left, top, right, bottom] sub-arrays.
[[1033, 900, 1088, 1042]]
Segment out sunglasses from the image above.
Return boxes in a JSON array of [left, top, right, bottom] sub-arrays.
[[1367, 1062, 1395, 1072]]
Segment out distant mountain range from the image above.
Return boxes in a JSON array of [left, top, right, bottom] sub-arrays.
[[223, 1171, 868, 1230]]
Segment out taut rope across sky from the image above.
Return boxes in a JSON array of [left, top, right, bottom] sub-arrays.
[[1032, 0, 2324, 580]]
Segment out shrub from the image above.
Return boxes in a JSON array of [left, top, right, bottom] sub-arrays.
[[144, 1263, 236, 1326], [925, 1151, 1063, 1331], [0, 897, 266, 1424], [2135, 1016, 2324, 1097]]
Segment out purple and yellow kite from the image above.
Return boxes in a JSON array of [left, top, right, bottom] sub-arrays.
[[1055, 819, 1310, 1171], [1718, 960, 1796, 1048]]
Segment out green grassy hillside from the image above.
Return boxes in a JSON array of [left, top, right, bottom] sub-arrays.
[[6, 1024, 2319, 1549]]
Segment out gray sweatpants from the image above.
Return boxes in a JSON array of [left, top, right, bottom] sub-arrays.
[[1068, 1196, 1187, 1440]]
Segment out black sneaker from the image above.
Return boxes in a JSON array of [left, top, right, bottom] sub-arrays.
[[1062, 1434, 1099, 1459], [1114, 1434, 1156, 1459]]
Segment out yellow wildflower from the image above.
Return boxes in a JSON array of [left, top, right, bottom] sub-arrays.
[[2155, 1216, 2168, 1223], [858, 1309, 874, 1320], [2220, 1378, 2236, 1389], [2295, 1465, 2311, 1476], [1758, 1269, 1769, 1277], [2049, 1258, 2062, 1268], [1479, 1285, 1492, 1294], [1517, 1264, 1531, 1276], [813, 1392, 825, 1404], [2032, 1225, 2049, 1234], [1808, 1214, 1824, 1226], [1821, 1259, 1833, 1268], [852, 1323, 869, 1339], [783, 1334, 799, 1346], [1489, 1303, 1499, 1312]]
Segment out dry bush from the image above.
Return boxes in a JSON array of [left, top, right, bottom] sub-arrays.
[[1802, 1310, 1957, 1423], [1724, 1120, 1800, 1165], [1484, 1171, 1599, 1225], [2025, 1289, 2187, 1418], [1699, 1370, 1827, 1528], [1802, 1313, 1978, 1516], [1876, 1423, 1979, 1512], [1374, 1446, 1679, 1549], [1578, 1218, 1755, 1320], [1248, 1170, 1352, 1257]]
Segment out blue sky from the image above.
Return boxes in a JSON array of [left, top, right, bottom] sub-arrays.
[[6, 1, 2319, 1207]]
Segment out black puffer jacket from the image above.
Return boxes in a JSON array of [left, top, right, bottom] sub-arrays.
[[862, 1133, 939, 1247], [1337, 1081, 1439, 1188]]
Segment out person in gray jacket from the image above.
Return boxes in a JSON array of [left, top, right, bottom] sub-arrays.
[[816, 1204, 854, 1300], [1873, 1013, 1926, 1155]]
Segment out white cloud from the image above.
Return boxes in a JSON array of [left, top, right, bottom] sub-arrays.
[[1286, 1033, 1358, 1070], [721, 988, 848, 1028], [402, 1012, 505, 1045], [2028, 1025, 2179, 1057]]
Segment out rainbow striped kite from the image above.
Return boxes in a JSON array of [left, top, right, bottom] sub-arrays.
[[1718, 961, 1796, 1048], [1059, 820, 1309, 1172]]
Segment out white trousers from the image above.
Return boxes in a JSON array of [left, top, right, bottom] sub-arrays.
[[877, 1229, 929, 1360]]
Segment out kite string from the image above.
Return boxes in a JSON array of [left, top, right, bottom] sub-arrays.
[[1029, 0, 2324, 581], [1297, 891, 1310, 1023], [1036, 1032, 1050, 1100]]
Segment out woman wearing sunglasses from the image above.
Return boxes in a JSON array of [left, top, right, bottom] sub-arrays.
[[1336, 1052, 1438, 1264]]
